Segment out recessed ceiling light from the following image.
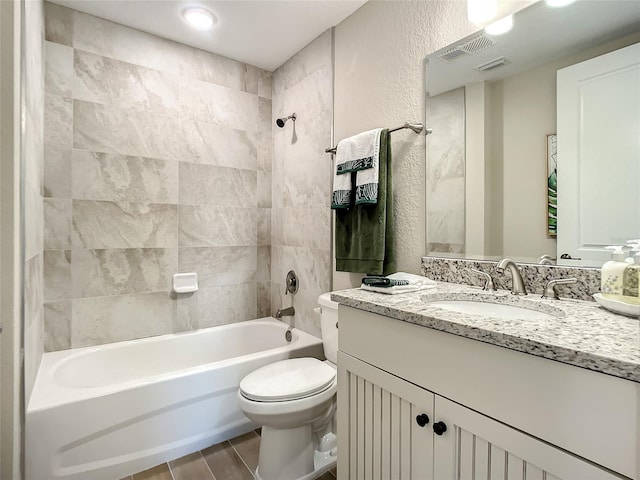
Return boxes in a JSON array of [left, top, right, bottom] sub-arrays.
[[484, 15, 513, 35], [182, 7, 217, 31], [467, 0, 497, 24], [545, 0, 576, 7]]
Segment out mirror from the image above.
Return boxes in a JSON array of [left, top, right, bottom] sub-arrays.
[[424, 0, 640, 267]]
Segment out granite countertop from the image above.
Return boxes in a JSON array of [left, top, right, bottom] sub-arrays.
[[331, 282, 640, 383]]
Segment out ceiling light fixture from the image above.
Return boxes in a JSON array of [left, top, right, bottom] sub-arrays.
[[545, 0, 576, 6], [467, 0, 497, 24], [484, 14, 513, 35], [182, 7, 217, 31]]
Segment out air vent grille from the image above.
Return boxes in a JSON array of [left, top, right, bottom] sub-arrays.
[[437, 32, 496, 63], [439, 48, 468, 62], [475, 56, 510, 72], [460, 33, 496, 53]]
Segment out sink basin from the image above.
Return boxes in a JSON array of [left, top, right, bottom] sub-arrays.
[[421, 292, 566, 320], [426, 300, 557, 320]]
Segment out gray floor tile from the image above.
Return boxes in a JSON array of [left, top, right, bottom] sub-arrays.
[[132, 463, 172, 480], [229, 431, 261, 473], [202, 441, 254, 480], [169, 452, 215, 480]]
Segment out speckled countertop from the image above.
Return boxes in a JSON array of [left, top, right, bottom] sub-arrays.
[[331, 282, 640, 383]]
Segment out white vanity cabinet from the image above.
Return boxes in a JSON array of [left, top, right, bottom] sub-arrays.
[[337, 305, 638, 480]]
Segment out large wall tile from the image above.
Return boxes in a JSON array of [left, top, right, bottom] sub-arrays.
[[259, 71, 273, 99], [43, 250, 71, 301], [44, 2, 73, 46], [178, 246, 257, 288], [282, 30, 332, 91], [71, 292, 176, 347], [271, 245, 330, 338], [178, 206, 256, 247], [277, 207, 331, 250], [71, 9, 255, 93], [177, 283, 257, 329], [45, 93, 72, 150], [257, 132, 272, 172], [72, 248, 177, 298], [45, 41, 73, 97], [258, 208, 271, 246], [24, 254, 44, 331], [72, 200, 177, 248], [257, 171, 272, 208], [178, 77, 258, 132], [258, 97, 272, 135], [73, 49, 179, 113], [44, 93, 72, 198], [179, 163, 256, 207], [71, 150, 178, 203], [44, 198, 72, 249], [257, 245, 271, 283], [257, 282, 271, 318], [44, 301, 71, 351], [73, 100, 257, 169]]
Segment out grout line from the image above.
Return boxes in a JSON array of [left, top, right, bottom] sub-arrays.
[[198, 450, 217, 480], [228, 439, 256, 479], [166, 461, 177, 480]]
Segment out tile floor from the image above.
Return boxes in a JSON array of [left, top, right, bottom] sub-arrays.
[[119, 430, 337, 480]]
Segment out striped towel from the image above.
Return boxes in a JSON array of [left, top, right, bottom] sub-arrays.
[[331, 128, 382, 209]]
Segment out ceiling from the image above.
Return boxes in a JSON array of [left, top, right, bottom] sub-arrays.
[[49, 0, 367, 71]]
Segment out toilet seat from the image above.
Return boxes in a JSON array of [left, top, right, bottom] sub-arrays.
[[240, 358, 336, 402]]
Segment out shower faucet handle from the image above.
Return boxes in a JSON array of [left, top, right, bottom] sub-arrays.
[[285, 270, 299, 295]]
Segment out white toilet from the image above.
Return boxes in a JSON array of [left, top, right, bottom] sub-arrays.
[[238, 293, 339, 480]]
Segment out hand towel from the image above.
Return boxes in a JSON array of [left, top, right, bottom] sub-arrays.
[[360, 272, 437, 295], [331, 128, 382, 209], [335, 129, 393, 275]]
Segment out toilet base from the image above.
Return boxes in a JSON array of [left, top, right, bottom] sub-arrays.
[[255, 448, 337, 480]]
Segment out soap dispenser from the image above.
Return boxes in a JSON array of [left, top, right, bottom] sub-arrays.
[[601, 246, 628, 301], [622, 241, 640, 305]]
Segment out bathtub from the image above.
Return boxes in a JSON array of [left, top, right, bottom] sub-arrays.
[[26, 318, 324, 480]]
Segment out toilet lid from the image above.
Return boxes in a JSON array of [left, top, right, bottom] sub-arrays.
[[240, 358, 336, 402]]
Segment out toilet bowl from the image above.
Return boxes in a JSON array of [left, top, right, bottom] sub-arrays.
[[237, 294, 339, 480]]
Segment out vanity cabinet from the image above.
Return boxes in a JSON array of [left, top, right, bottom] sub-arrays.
[[337, 305, 638, 480]]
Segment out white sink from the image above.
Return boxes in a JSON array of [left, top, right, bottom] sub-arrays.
[[426, 300, 558, 320]]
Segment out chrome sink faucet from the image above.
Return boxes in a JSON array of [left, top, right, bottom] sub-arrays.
[[495, 258, 527, 295]]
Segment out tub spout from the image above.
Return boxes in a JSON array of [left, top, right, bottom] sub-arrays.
[[276, 306, 295, 319]]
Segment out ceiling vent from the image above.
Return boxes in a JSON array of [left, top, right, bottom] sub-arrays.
[[475, 56, 510, 72], [438, 33, 497, 63]]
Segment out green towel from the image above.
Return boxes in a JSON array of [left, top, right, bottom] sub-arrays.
[[335, 129, 394, 275]]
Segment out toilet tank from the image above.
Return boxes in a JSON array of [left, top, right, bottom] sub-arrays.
[[318, 293, 339, 364]]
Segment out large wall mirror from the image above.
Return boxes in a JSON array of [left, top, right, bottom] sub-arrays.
[[424, 0, 640, 267]]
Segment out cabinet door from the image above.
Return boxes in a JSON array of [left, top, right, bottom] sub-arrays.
[[337, 352, 434, 480], [433, 396, 623, 480]]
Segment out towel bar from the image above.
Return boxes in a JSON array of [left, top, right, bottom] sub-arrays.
[[325, 122, 432, 154]]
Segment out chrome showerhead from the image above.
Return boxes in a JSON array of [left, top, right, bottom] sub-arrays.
[[276, 113, 296, 128]]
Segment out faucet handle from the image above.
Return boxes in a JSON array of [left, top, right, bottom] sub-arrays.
[[543, 277, 577, 299], [470, 269, 497, 291]]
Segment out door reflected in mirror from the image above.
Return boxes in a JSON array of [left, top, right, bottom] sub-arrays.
[[424, 0, 640, 267]]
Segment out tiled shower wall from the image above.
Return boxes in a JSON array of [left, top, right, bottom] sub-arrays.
[[271, 31, 333, 337], [23, 0, 45, 401], [42, 3, 273, 350]]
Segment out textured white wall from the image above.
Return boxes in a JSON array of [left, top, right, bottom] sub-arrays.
[[332, 0, 534, 289], [333, 1, 475, 289]]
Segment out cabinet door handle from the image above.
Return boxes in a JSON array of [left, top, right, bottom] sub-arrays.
[[415, 414, 430, 427], [433, 421, 447, 436]]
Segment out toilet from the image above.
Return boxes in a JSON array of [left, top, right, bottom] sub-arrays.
[[238, 293, 339, 480]]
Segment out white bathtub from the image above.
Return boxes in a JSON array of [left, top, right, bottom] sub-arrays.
[[26, 318, 324, 480]]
